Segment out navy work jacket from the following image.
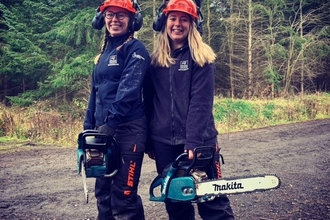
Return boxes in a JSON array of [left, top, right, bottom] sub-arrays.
[[84, 34, 150, 130], [144, 45, 218, 150]]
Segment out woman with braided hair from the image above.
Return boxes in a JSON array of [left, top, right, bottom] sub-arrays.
[[144, 0, 235, 219], [83, 0, 150, 219]]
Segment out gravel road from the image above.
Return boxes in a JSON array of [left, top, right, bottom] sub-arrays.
[[0, 119, 329, 220]]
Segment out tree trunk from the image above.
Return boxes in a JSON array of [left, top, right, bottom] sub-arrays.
[[247, 0, 253, 99], [299, 0, 304, 95], [229, 0, 234, 99]]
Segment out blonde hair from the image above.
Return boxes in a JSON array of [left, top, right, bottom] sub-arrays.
[[151, 20, 216, 67]]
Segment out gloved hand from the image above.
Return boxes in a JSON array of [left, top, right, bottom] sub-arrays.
[[97, 124, 115, 138]]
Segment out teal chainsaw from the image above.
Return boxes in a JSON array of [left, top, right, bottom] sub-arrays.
[[149, 147, 281, 203], [77, 130, 120, 203]]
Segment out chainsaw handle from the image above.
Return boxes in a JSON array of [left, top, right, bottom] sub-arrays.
[[172, 153, 189, 168], [104, 169, 118, 177], [172, 147, 214, 168], [188, 146, 214, 168], [149, 175, 167, 202]]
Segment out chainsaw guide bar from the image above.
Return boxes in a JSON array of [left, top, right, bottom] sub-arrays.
[[80, 162, 89, 203], [195, 174, 281, 197]]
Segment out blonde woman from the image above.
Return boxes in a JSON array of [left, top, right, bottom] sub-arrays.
[[144, 0, 235, 219]]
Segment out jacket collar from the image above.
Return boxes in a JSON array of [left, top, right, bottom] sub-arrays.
[[171, 42, 189, 57], [106, 32, 131, 49]]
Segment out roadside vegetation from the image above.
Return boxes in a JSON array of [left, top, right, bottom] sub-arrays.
[[1, 1, 329, 152], [0, 93, 329, 148]]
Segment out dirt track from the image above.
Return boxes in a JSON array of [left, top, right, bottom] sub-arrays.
[[0, 119, 329, 220]]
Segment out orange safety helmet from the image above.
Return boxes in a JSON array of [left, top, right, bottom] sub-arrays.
[[163, 0, 198, 20], [100, 0, 137, 14]]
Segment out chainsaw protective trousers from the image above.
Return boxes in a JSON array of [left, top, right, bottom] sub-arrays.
[[95, 116, 147, 220], [151, 139, 235, 220]]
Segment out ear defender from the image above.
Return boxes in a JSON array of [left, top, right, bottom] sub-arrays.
[[196, 8, 204, 35], [152, 2, 168, 32], [92, 7, 105, 30], [132, 2, 143, 32]]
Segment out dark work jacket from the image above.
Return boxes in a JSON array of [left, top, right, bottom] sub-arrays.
[[144, 44, 218, 151], [84, 33, 150, 130]]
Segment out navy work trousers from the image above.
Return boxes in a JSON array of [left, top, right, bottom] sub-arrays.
[[95, 116, 147, 220]]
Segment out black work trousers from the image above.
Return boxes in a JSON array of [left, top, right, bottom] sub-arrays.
[[95, 116, 147, 220], [151, 139, 235, 220]]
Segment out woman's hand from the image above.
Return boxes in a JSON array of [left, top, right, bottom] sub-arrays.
[[185, 149, 196, 159]]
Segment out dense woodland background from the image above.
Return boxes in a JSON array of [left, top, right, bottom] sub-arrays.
[[0, 0, 330, 107]]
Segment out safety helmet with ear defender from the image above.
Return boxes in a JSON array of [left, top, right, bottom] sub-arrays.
[[100, 0, 137, 13], [163, 0, 198, 20], [92, 0, 143, 32]]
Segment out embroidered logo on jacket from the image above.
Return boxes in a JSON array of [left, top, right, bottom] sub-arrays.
[[178, 60, 189, 71], [108, 55, 119, 66], [132, 52, 145, 60]]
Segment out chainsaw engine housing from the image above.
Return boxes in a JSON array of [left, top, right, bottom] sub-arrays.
[[77, 130, 119, 178]]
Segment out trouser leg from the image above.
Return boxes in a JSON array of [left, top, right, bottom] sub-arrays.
[[197, 195, 235, 220], [95, 116, 146, 220], [151, 140, 184, 175], [198, 146, 235, 220], [152, 141, 195, 220], [95, 177, 115, 220], [110, 144, 145, 220], [165, 201, 195, 220], [111, 116, 146, 220]]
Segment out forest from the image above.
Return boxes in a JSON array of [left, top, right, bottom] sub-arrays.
[[0, 0, 330, 107]]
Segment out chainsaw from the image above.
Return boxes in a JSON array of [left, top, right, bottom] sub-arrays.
[[77, 130, 120, 203], [149, 147, 280, 203]]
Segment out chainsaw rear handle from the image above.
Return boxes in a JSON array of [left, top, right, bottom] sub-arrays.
[[149, 175, 167, 202], [173, 146, 215, 175], [104, 169, 118, 177], [186, 146, 215, 172], [104, 137, 120, 177], [173, 146, 215, 165]]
